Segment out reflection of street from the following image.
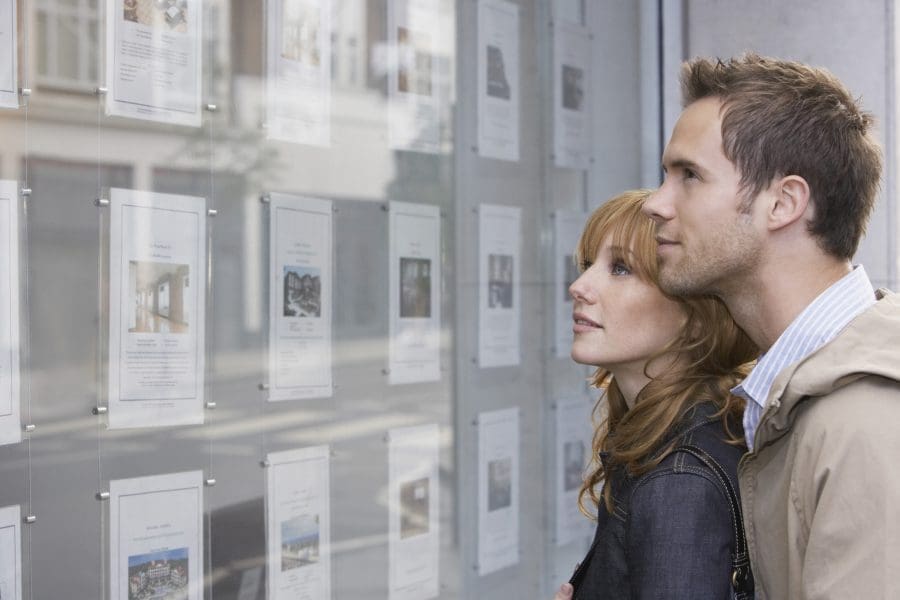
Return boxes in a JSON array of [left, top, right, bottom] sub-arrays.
[[133, 306, 189, 334]]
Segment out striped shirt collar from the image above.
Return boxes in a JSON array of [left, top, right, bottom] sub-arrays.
[[733, 265, 875, 449]]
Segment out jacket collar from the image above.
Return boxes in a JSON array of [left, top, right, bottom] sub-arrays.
[[754, 289, 900, 450]]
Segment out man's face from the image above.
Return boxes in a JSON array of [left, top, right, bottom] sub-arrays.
[[642, 97, 764, 296]]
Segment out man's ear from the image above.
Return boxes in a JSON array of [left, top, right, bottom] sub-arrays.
[[767, 175, 810, 232]]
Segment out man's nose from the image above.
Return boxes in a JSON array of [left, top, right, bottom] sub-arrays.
[[642, 187, 672, 223]]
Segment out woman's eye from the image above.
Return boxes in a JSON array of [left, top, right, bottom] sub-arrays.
[[611, 261, 631, 276], [580, 260, 593, 272]]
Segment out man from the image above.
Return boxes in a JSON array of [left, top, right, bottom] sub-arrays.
[[554, 53, 900, 600], [648, 54, 900, 599]]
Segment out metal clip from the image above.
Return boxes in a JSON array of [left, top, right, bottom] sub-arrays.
[[205, 103, 218, 112], [92, 406, 108, 415], [24, 515, 36, 524], [204, 478, 216, 487], [19, 188, 31, 197], [95, 87, 108, 95], [19, 88, 31, 97], [259, 193, 271, 204], [96, 491, 110, 501], [207, 208, 218, 217], [258, 383, 269, 391], [260, 460, 271, 468], [205, 401, 217, 409], [23, 424, 35, 433], [95, 198, 110, 207]]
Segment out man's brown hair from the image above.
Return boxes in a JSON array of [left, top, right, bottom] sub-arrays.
[[681, 53, 883, 259]]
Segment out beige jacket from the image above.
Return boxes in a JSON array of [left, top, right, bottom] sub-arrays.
[[738, 290, 900, 599]]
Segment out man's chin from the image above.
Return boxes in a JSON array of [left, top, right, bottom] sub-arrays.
[[658, 269, 705, 297]]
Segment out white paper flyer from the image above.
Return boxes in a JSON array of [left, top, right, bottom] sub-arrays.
[[477, 407, 519, 575], [266, 445, 332, 600], [554, 211, 587, 359], [553, 22, 590, 169], [268, 193, 333, 400], [555, 397, 594, 546], [388, 0, 441, 153], [108, 187, 206, 428], [478, 204, 521, 368], [106, 0, 203, 126], [0, 0, 17, 109], [0, 505, 21, 600], [266, 0, 332, 145], [109, 471, 203, 600], [477, 0, 519, 161], [388, 424, 440, 600], [0, 181, 19, 445], [388, 202, 441, 384]]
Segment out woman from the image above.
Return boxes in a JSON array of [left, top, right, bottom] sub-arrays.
[[560, 189, 756, 599]]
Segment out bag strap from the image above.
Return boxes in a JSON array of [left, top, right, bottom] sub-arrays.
[[671, 444, 754, 599]]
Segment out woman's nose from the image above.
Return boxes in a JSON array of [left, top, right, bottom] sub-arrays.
[[569, 272, 594, 303]]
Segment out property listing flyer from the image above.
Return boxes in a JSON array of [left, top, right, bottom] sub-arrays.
[[555, 397, 593, 546], [554, 211, 588, 359], [109, 471, 203, 600], [0, 181, 19, 445], [268, 193, 333, 400], [0, 505, 21, 600], [477, 0, 519, 161], [388, 0, 441, 153], [0, 0, 17, 109], [108, 188, 206, 428], [106, 0, 202, 126], [477, 407, 520, 575], [388, 424, 440, 600], [266, 446, 332, 600], [388, 202, 441, 384], [478, 204, 521, 368], [552, 22, 590, 169], [266, 0, 332, 145]]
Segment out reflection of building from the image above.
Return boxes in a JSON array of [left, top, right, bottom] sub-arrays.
[[129, 558, 188, 598], [284, 270, 321, 317], [488, 254, 514, 308], [488, 458, 512, 511], [486, 45, 510, 100], [130, 262, 191, 334], [400, 258, 431, 318], [281, 532, 320, 569]]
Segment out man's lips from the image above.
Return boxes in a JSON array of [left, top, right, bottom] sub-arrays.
[[655, 236, 679, 254]]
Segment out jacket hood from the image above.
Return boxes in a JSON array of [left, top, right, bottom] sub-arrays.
[[754, 289, 900, 449]]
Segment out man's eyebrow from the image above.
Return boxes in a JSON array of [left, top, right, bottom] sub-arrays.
[[662, 157, 706, 174]]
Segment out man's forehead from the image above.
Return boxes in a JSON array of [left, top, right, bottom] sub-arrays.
[[663, 98, 726, 164]]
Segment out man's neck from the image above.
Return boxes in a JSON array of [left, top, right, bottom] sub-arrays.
[[718, 258, 853, 352]]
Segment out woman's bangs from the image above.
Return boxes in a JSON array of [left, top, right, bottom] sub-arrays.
[[575, 190, 658, 282]]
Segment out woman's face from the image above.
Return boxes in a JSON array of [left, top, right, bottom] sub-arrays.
[[569, 237, 686, 375]]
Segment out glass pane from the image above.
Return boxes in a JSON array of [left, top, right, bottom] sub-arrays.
[[56, 15, 80, 83], [36, 12, 49, 76], [87, 20, 98, 82]]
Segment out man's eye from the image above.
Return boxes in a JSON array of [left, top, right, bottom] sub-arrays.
[[683, 168, 698, 180], [611, 261, 631, 276]]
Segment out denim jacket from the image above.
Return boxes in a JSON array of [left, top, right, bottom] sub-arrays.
[[571, 402, 744, 600]]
